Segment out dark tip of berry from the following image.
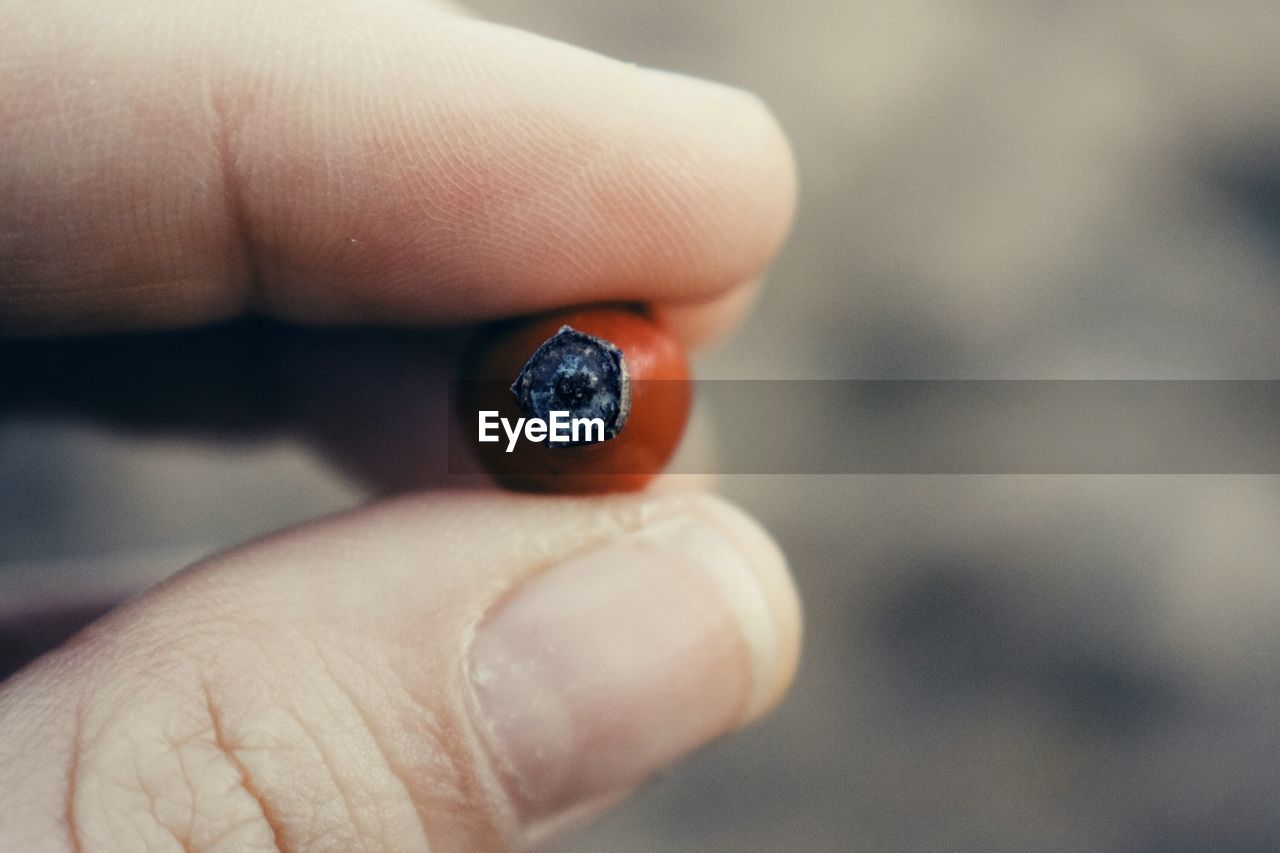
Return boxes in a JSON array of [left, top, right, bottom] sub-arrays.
[[509, 325, 631, 447]]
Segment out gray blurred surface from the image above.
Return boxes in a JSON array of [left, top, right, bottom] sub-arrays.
[[4, 1, 1280, 850], [468, 3, 1280, 849]]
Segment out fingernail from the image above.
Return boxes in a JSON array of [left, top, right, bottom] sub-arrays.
[[467, 499, 798, 826]]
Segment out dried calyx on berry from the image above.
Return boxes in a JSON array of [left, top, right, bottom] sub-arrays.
[[509, 325, 631, 447]]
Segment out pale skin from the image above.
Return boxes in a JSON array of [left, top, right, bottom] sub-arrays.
[[0, 0, 801, 851]]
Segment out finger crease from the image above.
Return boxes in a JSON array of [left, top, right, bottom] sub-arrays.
[[201, 681, 286, 853], [303, 635, 431, 852], [205, 79, 263, 315], [65, 702, 84, 853]]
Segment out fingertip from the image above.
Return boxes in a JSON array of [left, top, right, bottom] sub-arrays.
[[465, 491, 801, 824], [679, 493, 803, 723], [229, 13, 803, 326], [629, 68, 798, 296], [637, 67, 799, 239], [652, 275, 767, 349]]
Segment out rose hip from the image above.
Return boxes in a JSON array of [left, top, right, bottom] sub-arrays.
[[461, 306, 691, 493]]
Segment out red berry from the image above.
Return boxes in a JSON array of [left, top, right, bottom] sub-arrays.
[[460, 306, 691, 493]]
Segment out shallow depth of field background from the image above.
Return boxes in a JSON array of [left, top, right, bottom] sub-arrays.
[[4, 2, 1280, 850]]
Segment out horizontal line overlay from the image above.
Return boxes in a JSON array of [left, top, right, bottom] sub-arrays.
[[451, 380, 1280, 474]]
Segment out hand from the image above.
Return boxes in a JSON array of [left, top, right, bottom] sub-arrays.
[[0, 0, 800, 849]]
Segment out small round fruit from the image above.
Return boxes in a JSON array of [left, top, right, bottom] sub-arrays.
[[460, 306, 691, 493]]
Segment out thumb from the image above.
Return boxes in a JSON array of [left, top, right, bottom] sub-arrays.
[[0, 492, 801, 851]]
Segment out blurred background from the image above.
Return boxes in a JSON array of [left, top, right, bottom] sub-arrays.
[[4, 1, 1280, 850]]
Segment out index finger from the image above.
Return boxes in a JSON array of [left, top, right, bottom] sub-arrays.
[[0, 0, 795, 338]]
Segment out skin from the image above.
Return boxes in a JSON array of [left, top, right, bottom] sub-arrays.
[[0, 0, 800, 850]]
